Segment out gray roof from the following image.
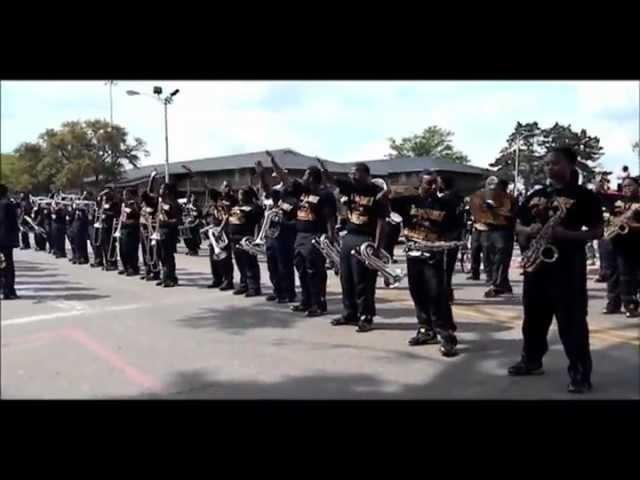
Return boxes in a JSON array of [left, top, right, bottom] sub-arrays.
[[98, 148, 490, 186]]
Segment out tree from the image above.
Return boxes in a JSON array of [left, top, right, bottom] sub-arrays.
[[387, 126, 470, 164], [12, 120, 149, 193], [634, 140, 639, 154], [490, 121, 604, 191]]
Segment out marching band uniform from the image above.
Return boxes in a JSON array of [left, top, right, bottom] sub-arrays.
[[392, 181, 459, 356], [183, 195, 203, 256], [157, 194, 181, 287], [204, 191, 234, 289], [332, 177, 388, 331], [98, 193, 120, 270], [118, 194, 141, 276], [139, 193, 160, 281], [0, 189, 20, 299], [66, 204, 77, 263], [19, 194, 32, 250], [510, 171, 602, 392], [603, 187, 640, 318], [440, 184, 465, 303], [51, 201, 67, 258], [228, 188, 263, 297], [483, 184, 516, 297], [32, 203, 48, 251], [71, 204, 90, 264]]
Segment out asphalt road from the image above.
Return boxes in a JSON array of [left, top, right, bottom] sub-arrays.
[[1, 245, 638, 399]]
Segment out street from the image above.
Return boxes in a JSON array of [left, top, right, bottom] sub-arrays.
[[1, 246, 638, 399]]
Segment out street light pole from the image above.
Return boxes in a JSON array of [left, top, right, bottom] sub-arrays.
[[163, 99, 170, 181], [513, 130, 541, 195]]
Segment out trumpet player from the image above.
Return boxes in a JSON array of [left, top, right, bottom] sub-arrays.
[[204, 188, 234, 290], [322, 162, 388, 331], [391, 170, 460, 356], [117, 189, 141, 277], [509, 147, 603, 394], [156, 183, 181, 288], [228, 186, 263, 297], [602, 176, 640, 318], [18, 192, 32, 250]]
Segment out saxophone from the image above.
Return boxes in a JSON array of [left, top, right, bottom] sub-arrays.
[[521, 199, 569, 273], [604, 203, 639, 240]]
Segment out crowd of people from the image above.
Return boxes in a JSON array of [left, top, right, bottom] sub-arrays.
[[1, 147, 639, 394]]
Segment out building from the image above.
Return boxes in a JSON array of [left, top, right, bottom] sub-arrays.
[[94, 148, 490, 201]]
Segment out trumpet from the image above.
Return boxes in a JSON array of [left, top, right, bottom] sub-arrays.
[[312, 234, 341, 275], [351, 241, 405, 288]]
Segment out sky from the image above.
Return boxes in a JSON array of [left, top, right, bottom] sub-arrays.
[[1, 80, 639, 175]]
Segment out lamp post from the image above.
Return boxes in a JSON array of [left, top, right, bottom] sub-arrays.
[[105, 81, 117, 125], [126, 86, 180, 182], [513, 130, 541, 195]]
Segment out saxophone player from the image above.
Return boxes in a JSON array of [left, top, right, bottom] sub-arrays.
[[509, 147, 603, 394], [204, 188, 234, 290], [391, 170, 460, 356], [156, 183, 181, 288], [322, 162, 388, 331], [602, 176, 640, 318]]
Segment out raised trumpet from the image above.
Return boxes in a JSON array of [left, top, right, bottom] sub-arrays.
[[351, 241, 405, 288]]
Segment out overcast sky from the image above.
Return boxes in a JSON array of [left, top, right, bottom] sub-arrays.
[[2, 80, 638, 175]]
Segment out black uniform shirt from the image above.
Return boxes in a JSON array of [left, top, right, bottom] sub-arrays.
[[121, 200, 141, 230], [439, 191, 465, 241], [392, 194, 457, 243], [610, 196, 640, 250], [335, 179, 388, 237], [266, 184, 301, 234], [294, 183, 336, 235], [517, 184, 603, 257], [228, 203, 263, 240], [0, 198, 20, 248]]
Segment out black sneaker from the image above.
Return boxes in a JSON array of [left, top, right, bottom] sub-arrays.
[[601, 306, 622, 315], [484, 287, 507, 298], [319, 300, 327, 313], [277, 297, 291, 304], [245, 291, 261, 298], [438, 333, 458, 357], [331, 315, 358, 326], [466, 275, 480, 281], [265, 294, 278, 302], [290, 304, 310, 313], [508, 359, 544, 376], [233, 288, 248, 295], [156, 280, 165, 286], [219, 283, 235, 291], [163, 280, 177, 288], [118, 270, 126, 275], [625, 309, 640, 319], [408, 328, 439, 346], [305, 307, 324, 318], [568, 378, 593, 394], [356, 316, 374, 333]]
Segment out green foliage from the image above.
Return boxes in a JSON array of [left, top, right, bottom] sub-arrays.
[[10, 119, 149, 193], [633, 140, 639, 154], [387, 126, 470, 164], [490, 121, 604, 190]]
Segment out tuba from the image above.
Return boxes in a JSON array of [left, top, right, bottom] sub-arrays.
[[351, 242, 405, 288], [312, 234, 341, 275], [521, 199, 570, 273]]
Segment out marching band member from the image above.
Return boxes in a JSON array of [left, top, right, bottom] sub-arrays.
[[391, 170, 460, 356], [66, 201, 77, 263], [256, 155, 299, 304], [183, 193, 203, 256], [467, 181, 492, 282], [18, 192, 32, 250], [156, 183, 181, 287], [270, 156, 336, 316], [32, 200, 48, 251], [117, 188, 141, 277], [602, 176, 640, 318], [509, 147, 603, 393], [322, 162, 389, 332], [0, 184, 20, 300], [139, 191, 161, 281], [228, 186, 263, 297], [71, 199, 90, 265], [51, 197, 67, 259], [102, 189, 121, 271], [203, 188, 234, 290]]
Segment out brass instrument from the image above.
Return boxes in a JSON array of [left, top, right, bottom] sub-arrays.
[[351, 241, 405, 288], [521, 199, 571, 273], [107, 205, 125, 265], [605, 203, 640, 240], [312, 234, 341, 275], [469, 190, 510, 226], [178, 199, 199, 240], [404, 240, 467, 260], [200, 214, 229, 261], [238, 207, 280, 257], [22, 215, 48, 239]]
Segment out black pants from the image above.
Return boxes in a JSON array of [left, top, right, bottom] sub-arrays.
[[73, 226, 89, 262], [140, 234, 160, 276], [606, 245, 640, 311], [266, 229, 296, 300], [407, 255, 456, 333], [382, 223, 401, 259], [231, 238, 261, 293], [34, 231, 47, 251], [51, 223, 67, 257], [486, 228, 514, 290], [119, 229, 140, 273], [521, 256, 592, 381], [45, 223, 54, 253], [209, 242, 234, 285], [101, 224, 118, 268], [158, 237, 178, 282], [340, 232, 378, 319], [445, 246, 459, 293], [68, 229, 77, 261], [20, 229, 31, 249], [598, 238, 615, 279], [294, 232, 326, 309], [1, 247, 16, 296], [183, 229, 200, 253], [470, 229, 490, 279]]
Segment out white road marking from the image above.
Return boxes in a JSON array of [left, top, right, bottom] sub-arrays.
[[1, 304, 147, 327]]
